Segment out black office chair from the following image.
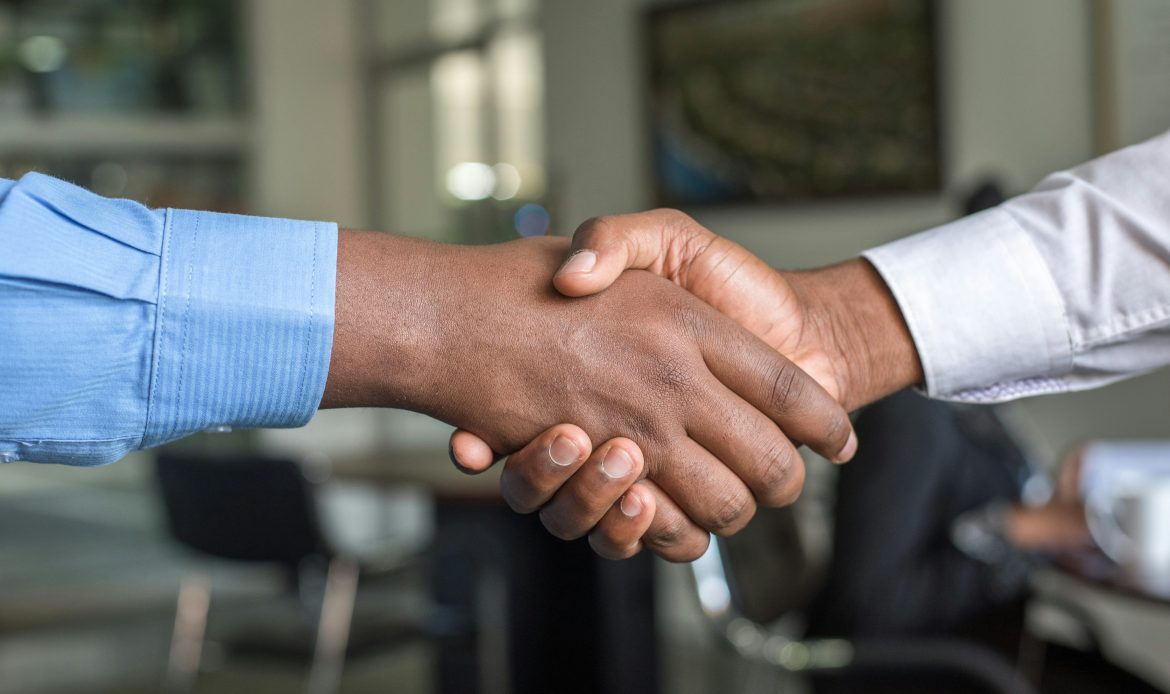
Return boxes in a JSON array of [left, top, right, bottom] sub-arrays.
[[155, 451, 430, 694], [690, 506, 1038, 694]]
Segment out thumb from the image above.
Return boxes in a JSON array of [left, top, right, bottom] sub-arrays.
[[553, 209, 703, 297], [449, 429, 499, 474]]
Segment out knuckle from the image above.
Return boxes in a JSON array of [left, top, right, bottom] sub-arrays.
[[505, 494, 539, 515], [754, 443, 800, 506], [768, 361, 807, 414], [499, 474, 543, 515], [653, 356, 695, 395], [572, 486, 615, 521], [588, 533, 638, 561], [624, 417, 662, 449], [539, 507, 582, 541], [655, 208, 697, 230], [767, 456, 806, 507], [574, 215, 616, 244], [823, 410, 852, 450], [670, 302, 708, 339], [644, 513, 690, 551], [665, 534, 711, 563], [703, 488, 756, 536]]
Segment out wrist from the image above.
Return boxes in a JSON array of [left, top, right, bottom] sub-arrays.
[[321, 229, 452, 412], [785, 259, 923, 411]]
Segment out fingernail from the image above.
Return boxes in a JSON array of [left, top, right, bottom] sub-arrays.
[[558, 250, 597, 276], [601, 447, 634, 479], [549, 436, 580, 467], [834, 431, 858, 464], [448, 440, 470, 473], [620, 492, 643, 517]]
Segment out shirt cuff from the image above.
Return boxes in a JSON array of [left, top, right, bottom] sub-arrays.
[[862, 207, 1072, 400], [143, 209, 337, 447]]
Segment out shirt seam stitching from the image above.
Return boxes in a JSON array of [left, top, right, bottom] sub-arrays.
[[1074, 304, 1170, 348], [142, 208, 173, 447], [172, 213, 199, 437], [295, 221, 319, 411], [4, 436, 143, 445]]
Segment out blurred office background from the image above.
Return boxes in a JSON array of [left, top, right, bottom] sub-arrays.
[[2, 0, 1170, 692]]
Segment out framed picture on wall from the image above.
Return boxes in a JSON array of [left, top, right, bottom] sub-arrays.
[[644, 0, 941, 207]]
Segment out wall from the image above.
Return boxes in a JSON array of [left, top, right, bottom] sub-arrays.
[[248, 0, 365, 227], [541, 0, 1170, 459], [248, 0, 1170, 457]]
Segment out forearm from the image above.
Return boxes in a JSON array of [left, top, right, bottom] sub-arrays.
[[785, 259, 923, 411], [320, 230, 574, 428], [320, 231, 579, 452]]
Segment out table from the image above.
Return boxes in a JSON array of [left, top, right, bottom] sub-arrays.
[[1025, 556, 1170, 691], [329, 448, 503, 497], [1052, 550, 1170, 605], [330, 448, 659, 694]]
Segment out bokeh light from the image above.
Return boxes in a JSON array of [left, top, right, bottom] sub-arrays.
[[91, 162, 128, 197], [18, 36, 68, 74], [446, 162, 495, 200], [514, 202, 550, 237], [491, 162, 522, 200]]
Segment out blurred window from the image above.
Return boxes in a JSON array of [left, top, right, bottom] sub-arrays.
[[368, 0, 546, 243]]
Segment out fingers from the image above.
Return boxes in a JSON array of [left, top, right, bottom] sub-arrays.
[[688, 386, 807, 508], [497, 425, 593, 513], [538, 438, 645, 540], [587, 482, 656, 560], [490, 426, 725, 563], [553, 209, 708, 297], [590, 481, 714, 562], [636, 479, 712, 562], [499, 431, 659, 560], [698, 316, 857, 465], [648, 437, 759, 536], [449, 429, 499, 473]]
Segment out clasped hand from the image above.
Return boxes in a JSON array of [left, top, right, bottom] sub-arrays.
[[444, 210, 873, 561]]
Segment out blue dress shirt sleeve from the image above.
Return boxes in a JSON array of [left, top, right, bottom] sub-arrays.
[[0, 173, 337, 466]]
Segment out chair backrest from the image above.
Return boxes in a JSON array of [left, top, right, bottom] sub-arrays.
[[691, 505, 818, 635], [155, 451, 329, 567], [718, 505, 819, 626]]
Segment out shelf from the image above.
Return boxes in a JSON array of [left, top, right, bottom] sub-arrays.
[[0, 116, 249, 157]]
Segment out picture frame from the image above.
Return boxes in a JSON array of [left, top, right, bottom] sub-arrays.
[[643, 0, 942, 208]]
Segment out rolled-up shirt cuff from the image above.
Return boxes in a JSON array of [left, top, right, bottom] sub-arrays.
[[143, 208, 337, 447], [861, 207, 1072, 401]]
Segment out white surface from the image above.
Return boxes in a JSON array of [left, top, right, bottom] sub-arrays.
[[1033, 569, 1170, 690]]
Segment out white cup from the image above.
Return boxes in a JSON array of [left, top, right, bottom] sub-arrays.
[[1079, 441, 1170, 499], [1086, 479, 1170, 596]]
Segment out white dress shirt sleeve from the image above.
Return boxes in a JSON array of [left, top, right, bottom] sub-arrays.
[[862, 129, 1170, 402]]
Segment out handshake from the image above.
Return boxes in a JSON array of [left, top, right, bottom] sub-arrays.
[[322, 209, 923, 562]]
